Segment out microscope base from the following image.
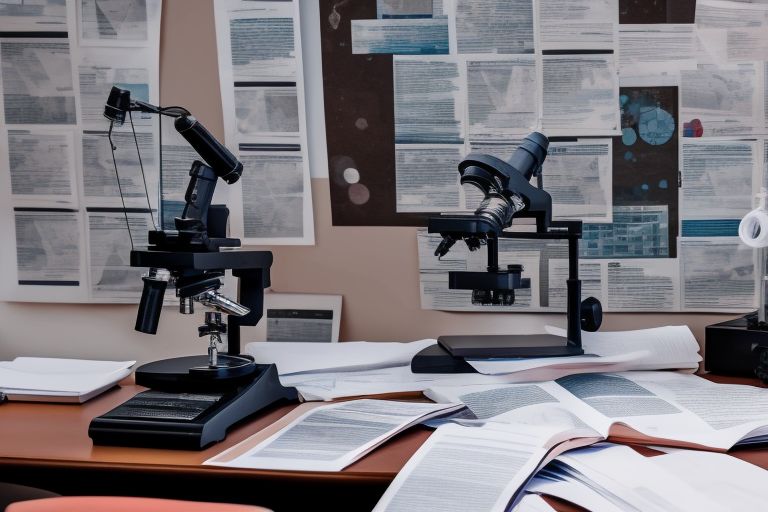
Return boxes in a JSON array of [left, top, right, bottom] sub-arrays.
[[89, 363, 297, 450]]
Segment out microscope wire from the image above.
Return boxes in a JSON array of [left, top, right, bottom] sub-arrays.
[[128, 110, 158, 231], [107, 121, 135, 250]]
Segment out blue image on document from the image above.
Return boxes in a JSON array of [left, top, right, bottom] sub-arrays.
[[351, 19, 449, 55]]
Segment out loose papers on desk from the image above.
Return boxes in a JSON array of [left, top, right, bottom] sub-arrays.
[[204, 399, 462, 472], [466, 325, 701, 375], [244, 339, 436, 375], [252, 327, 701, 401], [426, 371, 768, 451], [527, 443, 768, 511], [0, 357, 134, 403], [373, 419, 600, 512]]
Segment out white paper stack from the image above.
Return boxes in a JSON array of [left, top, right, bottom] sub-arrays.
[[0, 357, 135, 403], [526, 443, 768, 511]]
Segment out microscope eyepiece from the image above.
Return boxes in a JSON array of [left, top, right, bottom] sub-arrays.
[[104, 86, 131, 126], [507, 132, 549, 180]]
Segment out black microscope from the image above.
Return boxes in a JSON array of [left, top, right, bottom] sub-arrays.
[[89, 87, 297, 449], [412, 133, 603, 373]]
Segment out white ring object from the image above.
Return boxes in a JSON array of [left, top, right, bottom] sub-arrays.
[[739, 208, 768, 248]]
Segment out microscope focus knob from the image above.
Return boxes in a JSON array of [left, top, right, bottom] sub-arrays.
[[580, 297, 602, 332]]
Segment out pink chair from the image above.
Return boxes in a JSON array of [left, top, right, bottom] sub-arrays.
[[6, 496, 272, 512]]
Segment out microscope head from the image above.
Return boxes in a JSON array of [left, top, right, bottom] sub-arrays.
[[430, 132, 553, 259]]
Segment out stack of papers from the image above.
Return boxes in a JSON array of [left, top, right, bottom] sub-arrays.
[[0, 357, 135, 403], [526, 444, 768, 511]]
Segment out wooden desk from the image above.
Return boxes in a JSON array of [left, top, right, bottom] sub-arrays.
[[1, 375, 767, 512], [0, 384, 429, 511]]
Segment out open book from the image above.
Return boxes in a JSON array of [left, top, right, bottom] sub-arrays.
[[527, 443, 768, 511], [374, 416, 600, 512], [375, 373, 768, 511], [425, 371, 768, 451], [0, 357, 135, 403]]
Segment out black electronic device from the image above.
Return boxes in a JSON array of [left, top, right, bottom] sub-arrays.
[[89, 87, 297, 449], [412, 132, 602, 373], [705, 312, 768, 381]]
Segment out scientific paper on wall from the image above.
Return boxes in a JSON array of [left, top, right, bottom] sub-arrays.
[[214, 0, 314, 245], [696, 0, 768, 63], [540, 140, 612, 222], [618, 25, 697, 75], [0, 0, 162, 303], [466, 56, 538, 140], [537, 0, 617, 51], [680, 63, 764, 137], [679, 237, 756, 311], [540, 53, 620, 136]]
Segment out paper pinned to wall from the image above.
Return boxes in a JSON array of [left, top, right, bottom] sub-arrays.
[[214, 0, 314, 245], [0, 0, 163, 304]]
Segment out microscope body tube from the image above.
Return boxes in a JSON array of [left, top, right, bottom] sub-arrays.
[[174, 115, 243, 184]]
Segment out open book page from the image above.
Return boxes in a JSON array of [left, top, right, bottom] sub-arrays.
[[555, 372, 765, 450], [626, 372, 768, 446], [428, 372, 768, 451], [534, 444, 720, 512], [285, 363, 659, 402], [425, 381, 608, 437], [203, 399, 461, 472], [372, 421, 599, 512]]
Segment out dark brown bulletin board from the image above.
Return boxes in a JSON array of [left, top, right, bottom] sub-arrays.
[[321, 0, 698, 227], [619, 0, 696, 24], [320, 0, 430, 226]]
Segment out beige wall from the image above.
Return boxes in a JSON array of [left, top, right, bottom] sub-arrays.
[[0, 0, 739, 365]]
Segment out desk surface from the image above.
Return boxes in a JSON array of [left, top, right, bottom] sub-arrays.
[[1, 374, 767, 511]]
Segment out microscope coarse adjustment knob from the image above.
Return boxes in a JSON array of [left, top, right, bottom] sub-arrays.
[[580, 296, 602, 332]]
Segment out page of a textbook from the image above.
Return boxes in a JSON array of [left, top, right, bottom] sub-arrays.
[[372, 421, 590, 512], [427, 371, 768, 451], [203, 399, 461, 472]]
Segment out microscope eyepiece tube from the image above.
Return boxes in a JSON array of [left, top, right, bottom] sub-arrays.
[[174, 115, 243, 184], [135, 269, 170, 334], [507, 132, 549, 180]]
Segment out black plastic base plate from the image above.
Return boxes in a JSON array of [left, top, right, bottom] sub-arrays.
[[89, 363, 297, 450], [438, 334, 584, 358]]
